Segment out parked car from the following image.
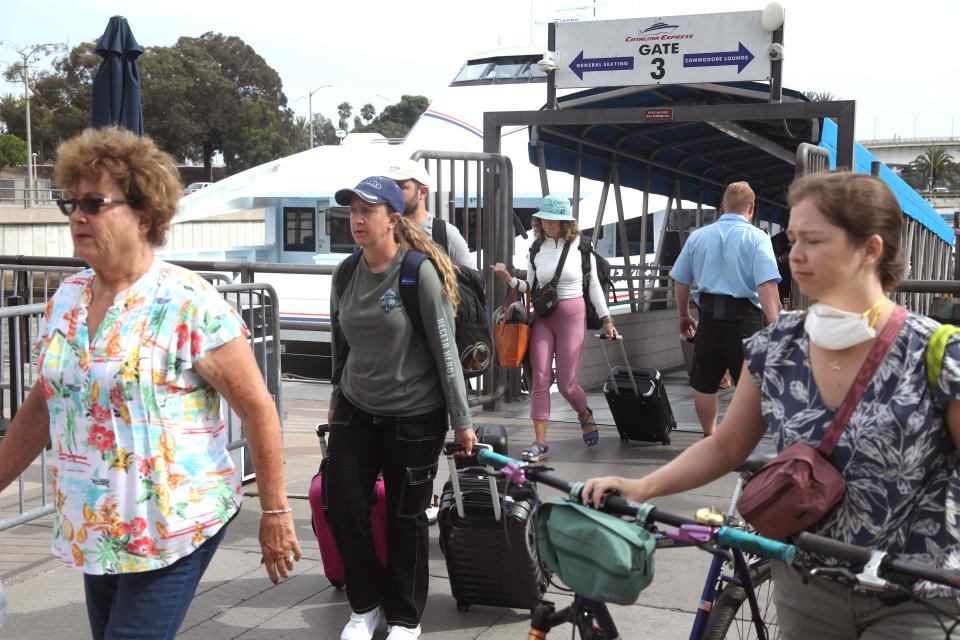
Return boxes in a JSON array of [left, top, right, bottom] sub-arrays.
[[183, 182, 213, 196]]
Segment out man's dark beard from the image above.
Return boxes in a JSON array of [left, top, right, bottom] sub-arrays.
[[403, 196, 418, 217]]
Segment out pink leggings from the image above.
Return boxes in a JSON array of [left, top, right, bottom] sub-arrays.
[[529, 297, 589, 421]]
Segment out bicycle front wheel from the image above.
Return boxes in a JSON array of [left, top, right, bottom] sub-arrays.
[[702, 558, 779, 640]]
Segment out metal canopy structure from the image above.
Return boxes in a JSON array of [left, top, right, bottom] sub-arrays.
[[526, 81, 819, 226], [482, 83, 858, 227]]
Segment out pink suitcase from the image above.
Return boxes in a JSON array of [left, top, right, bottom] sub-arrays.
[[308, 424, 388, 589]]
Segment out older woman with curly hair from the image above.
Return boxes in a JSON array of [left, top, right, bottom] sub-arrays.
[[492, 194, 617, 461], [0, 127, 300, 640]]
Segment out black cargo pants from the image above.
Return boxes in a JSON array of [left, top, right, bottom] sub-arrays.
[[324, 392, 447, 628]]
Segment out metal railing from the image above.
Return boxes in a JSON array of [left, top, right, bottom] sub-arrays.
[[0, 186, 68, 208], [0, 280, 281, 531]]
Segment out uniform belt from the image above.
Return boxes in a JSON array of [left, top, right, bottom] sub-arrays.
[[699, 293, 761, 321]]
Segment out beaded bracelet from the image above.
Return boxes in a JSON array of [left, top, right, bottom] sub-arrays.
[[262, 507, 292, 515]]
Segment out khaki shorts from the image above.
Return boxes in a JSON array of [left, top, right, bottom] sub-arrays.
[[772, 561, 960, 640]]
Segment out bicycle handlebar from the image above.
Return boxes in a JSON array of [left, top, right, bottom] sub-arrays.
[[474, 449, 796, 562], [797, 532, 960, 590]]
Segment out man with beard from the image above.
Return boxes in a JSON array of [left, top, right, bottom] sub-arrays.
[[387, 159, 473, 269]]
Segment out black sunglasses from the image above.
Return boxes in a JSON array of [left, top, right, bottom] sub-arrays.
[[56, 196, 136, 216]]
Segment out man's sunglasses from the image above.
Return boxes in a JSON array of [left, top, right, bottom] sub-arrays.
[[56, 197, 136, 216]]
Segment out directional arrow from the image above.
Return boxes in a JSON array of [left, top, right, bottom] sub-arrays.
[[568, 50, 635, 81], [682, 42, 755, 74]]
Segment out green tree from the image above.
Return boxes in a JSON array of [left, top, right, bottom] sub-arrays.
[[802, 91, 836, 102], [351, 95, 429, 139], [910, 146, 959, 192], [337, 102, 352, 133], [311, 112, 337, 145], [138, 32, 296, 177], [360, 103, 376, 124], [0, 133, 27, 169], [222, 98, 291, 173]]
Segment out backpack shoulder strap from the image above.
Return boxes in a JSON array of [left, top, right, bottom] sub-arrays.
[[334, 250, 362, 298], [579, 236, 592, 275], [399, 250, 430, 340], [529, 239, 543, 291], [926, 324, 960, 394], [331, 250, 363, 386], [431, 219, 449, 255]]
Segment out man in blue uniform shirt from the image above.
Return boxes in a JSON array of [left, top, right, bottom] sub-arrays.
[[670, 182, 781, 436]]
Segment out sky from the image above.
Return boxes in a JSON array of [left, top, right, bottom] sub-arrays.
[[1, 0, 959, 141]]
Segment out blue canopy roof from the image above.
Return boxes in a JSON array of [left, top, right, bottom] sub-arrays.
[[530, 83, 953, 245]]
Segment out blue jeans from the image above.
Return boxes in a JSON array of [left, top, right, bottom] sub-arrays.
[[83, 524, 227, 640]]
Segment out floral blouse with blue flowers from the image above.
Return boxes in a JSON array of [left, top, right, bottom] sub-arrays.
[[36, 259, 247, 575]]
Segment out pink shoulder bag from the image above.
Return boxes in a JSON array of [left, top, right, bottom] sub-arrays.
[[736, 305, 907, 540]]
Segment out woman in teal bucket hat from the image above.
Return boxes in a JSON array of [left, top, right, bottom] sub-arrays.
[[492, 194, 618, 461]]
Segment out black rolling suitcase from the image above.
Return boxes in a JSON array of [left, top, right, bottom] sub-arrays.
[[437, 442, 549, 611], [599, 335, 676, 444]]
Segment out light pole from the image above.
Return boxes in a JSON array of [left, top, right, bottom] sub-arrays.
[[308, 85, 332, 148], [940, 113, 960, 139], [4, 42, 59, 207]]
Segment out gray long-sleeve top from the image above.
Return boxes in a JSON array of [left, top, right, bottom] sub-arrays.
[[330, 248, 472, 430]]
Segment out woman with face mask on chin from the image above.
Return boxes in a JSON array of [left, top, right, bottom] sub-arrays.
[[581, 172, 960, 638]]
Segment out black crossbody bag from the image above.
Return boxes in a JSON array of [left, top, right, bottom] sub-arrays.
[[531, 241, 572, 318]]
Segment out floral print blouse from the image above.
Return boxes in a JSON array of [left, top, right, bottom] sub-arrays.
[[36, 259, 248, 575], [744, 310, 960, 596]]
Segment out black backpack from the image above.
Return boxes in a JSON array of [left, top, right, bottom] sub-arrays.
[[579, 236, 616, 329], [430, 221, 493, 377], [528, 236, 615, 330], [331, 247, 492, 383]]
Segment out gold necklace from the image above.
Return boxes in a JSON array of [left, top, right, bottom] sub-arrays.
[[829, 359, 841, 371]]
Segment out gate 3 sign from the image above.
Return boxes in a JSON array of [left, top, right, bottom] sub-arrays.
[[554, 11, 775, 89]]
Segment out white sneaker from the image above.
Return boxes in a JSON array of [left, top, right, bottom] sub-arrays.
[[341, 606, 383, 640], [386, 624, 422, 640]]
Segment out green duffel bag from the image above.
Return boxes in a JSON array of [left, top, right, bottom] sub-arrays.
[[535, 490, 655, 605]]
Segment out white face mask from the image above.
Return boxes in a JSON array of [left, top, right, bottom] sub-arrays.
[[804, 299, 884, 350]]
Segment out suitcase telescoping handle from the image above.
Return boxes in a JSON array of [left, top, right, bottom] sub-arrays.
[[442, 442, 500, 522], [595, 334, 640, 397], [316, 424, 329, 458]]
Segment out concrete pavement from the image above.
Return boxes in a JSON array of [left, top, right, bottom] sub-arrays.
[[0, 372, 745, 639]]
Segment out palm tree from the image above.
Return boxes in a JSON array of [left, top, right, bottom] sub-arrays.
[[293, 115, 310, 150], [803, 91, 836, 102], [910, 147, 959, 192], [360, 103, 376, 124], [337, 102, 353, 132]]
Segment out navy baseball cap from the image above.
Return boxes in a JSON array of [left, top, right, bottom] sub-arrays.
[[334, 176, 404, 214]]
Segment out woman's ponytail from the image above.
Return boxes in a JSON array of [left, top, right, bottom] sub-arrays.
[[394, 219, 460, 309]]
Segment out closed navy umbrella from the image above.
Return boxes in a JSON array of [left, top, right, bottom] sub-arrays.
[[90, 15, 144, 135]]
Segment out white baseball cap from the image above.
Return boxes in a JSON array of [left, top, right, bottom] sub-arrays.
[[386, 159, 433, 190]]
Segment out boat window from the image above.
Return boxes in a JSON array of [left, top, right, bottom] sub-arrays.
[[491, 62, 525, 80], [454, 61, 494, 83], [324, 206, 357, 253], [283, 207, 315, 252], [451, 56, 547, 85]]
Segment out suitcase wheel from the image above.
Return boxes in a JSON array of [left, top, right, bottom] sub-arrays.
[[330, 579, 344, 590], [456, 601, 471, 612], [662, 436, 671, 445], [620, 437, 629, 443]]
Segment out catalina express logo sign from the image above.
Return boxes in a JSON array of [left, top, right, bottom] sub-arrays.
[[625, 21, 693, 43], [641, 22, 679, 34]]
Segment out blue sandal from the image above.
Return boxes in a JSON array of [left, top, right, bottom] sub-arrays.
[[580, 409, 599, 447], [521, 440, 550, 462]]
